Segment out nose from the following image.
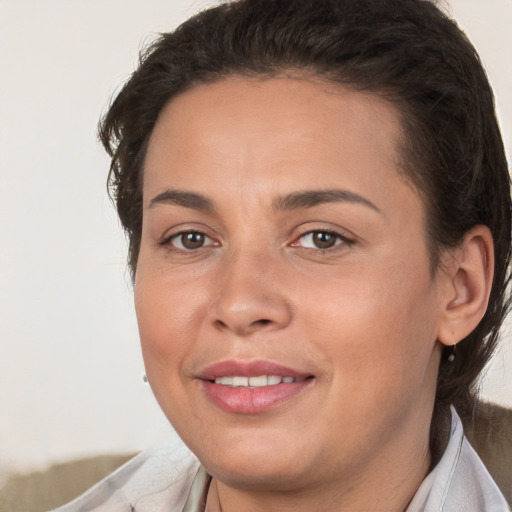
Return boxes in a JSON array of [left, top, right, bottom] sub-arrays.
[[209, 249, 292, 336]]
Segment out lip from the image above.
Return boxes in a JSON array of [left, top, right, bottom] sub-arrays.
[[197, 360, 314, 414]]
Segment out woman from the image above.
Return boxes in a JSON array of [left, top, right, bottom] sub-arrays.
[[54, 0, 511, 510]]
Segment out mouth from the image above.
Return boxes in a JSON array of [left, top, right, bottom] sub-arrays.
[[197, 360, 314, 414]]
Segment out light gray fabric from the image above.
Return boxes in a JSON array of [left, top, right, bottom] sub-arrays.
[[406, 407, 509, 511], [52, 408, 509, 512], [50, 441, 200, 512]]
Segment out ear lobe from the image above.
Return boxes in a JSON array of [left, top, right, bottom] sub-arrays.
[[437, 225, 494, 347]]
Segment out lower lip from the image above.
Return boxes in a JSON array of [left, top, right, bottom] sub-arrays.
[[200, 379, 313, 414]]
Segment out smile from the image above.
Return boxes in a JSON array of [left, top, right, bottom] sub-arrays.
[[197, 361, 314, 414]]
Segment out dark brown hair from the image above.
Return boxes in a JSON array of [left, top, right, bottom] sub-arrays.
[[99, 0, 511, 452]]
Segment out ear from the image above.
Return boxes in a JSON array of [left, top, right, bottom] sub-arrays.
[[437, 225, 494, 347]]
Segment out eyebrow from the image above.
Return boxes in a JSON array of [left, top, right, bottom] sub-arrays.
[[272, 189, 381, 213], [148, 188, 380, 214], [149, 190, 215, 212]]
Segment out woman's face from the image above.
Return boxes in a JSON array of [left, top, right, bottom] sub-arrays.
[[136, 77, 448, 492]]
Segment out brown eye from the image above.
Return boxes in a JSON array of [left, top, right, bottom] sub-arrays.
[[171, 231, 212, 250], [312, 232, 337, 249], [295, 231, 345, 250]]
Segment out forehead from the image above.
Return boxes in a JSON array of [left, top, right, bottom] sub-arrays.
[[143, 76, 420, 218], [147, 76, 403, 159]]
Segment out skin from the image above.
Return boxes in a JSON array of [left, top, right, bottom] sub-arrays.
[[135, 76, 484, 511]]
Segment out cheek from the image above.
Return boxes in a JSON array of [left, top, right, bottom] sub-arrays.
[[134, 271, 206, 376], [300, 255, 439, 386], [134, 273, 212, 428]]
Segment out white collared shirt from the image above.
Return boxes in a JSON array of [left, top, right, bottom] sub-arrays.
[[406, 407, 509, 511]]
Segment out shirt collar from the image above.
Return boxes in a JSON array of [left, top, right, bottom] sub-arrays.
[[406, 406, 509, 511]]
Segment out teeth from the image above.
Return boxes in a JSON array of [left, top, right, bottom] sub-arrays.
[[214, 375, 297, 387], [232, 376, 248, 387], [248, 375, 267, 387], [216, 376, 234, 386]]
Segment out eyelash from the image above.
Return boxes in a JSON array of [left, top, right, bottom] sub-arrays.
[[161, 228, 353, 254], [290, 229, 353, 253]]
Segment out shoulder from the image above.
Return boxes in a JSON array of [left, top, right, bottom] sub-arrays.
[[50, 439, 200, 512]]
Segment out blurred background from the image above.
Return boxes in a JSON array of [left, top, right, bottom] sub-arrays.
[[0, 0, 511, 509]]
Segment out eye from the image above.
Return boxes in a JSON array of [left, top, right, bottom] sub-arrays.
[[168, 231, 215, 250], [294, 230, 347, 250]]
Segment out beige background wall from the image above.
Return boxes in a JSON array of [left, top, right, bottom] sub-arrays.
[[0, 0, 510, 479]]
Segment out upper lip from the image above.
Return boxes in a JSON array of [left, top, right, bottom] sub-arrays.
[[197, 360, 312, 381]]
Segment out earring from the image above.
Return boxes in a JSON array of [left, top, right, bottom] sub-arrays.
[[447, 345, 456, 363], [142, 373, 149, 384]]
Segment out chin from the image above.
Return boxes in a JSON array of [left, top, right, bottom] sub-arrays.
[[186, 427, 331, 493], [205, 456, 311, 492]]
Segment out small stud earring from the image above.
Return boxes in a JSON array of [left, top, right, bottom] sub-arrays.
[[142, 373, 149, 384]]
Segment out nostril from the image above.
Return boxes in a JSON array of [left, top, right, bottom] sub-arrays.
[[254, 319, 271, 326], [214, 319, 228, 329]]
